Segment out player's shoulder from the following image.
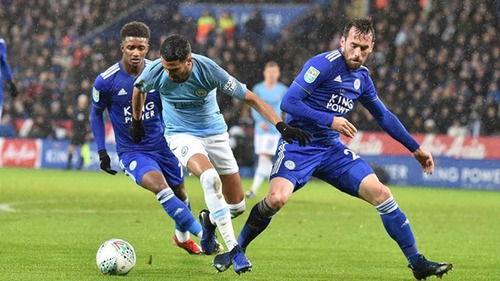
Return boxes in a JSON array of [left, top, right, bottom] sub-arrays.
[[358, 65, 371, 74], [306, 49, 343, 72], [0, 38, 5, 45], [99, 62, 121, 80], [192, 53, 219, 70]]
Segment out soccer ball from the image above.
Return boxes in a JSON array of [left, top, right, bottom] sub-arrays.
[[96, 238, 136, 275]]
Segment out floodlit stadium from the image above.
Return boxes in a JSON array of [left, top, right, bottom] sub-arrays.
[[0, 1, 499, 280]]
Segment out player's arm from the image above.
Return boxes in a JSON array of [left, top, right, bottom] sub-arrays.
[[0, 41, 19, 98], [244, 89, 312, 146], [361, 97, 434, 174], [129, 86, 146, 143], [90, 83, 117, 175], [281, 83, 357, 138]]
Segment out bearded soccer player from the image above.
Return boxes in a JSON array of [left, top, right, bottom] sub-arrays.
[[90, 22, 203, 255], [214, 18, 453, 280]]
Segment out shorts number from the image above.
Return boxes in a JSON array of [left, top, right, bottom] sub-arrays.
[[344, 149, 360, 160]]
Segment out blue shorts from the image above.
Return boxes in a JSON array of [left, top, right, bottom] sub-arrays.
[[270, 140, 374, 197], [119, 149, 183, 187]]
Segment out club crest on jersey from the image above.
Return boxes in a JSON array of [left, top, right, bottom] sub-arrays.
[[304, 66, 320, 83], [92, 87, 100, 102], [195, 89, 208, 97], [354, 78, 361, 90], [284, 160, 296, 170], [181, 146, 189, 157], [129, 160, 137, 171]]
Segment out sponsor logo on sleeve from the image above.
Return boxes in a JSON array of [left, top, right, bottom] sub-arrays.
[[223, 77, 237, 93], [304, 66, 320, 83], [92, 87, 100, 102]]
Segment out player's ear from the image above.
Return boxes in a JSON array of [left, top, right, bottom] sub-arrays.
[[340, 36, 346, 48]]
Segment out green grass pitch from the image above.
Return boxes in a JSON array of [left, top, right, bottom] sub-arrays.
[[0, 167, 499, 281]]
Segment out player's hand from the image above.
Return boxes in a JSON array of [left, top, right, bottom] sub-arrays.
[[412, 146, 434, 175], [9, 81, 19, 98], [276, 121, 312, 147], [129, 118, 145, 143], [98, 149, 117, 175], [331, 117, 357, 138]]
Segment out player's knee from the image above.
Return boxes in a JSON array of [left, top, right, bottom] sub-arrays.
[[370, 184, 392, 206], [266, 192, 288, 210], [228, 199, 246, 218], [200, 168, 222, 194]]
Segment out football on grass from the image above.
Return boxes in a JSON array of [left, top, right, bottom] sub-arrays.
[[96, 238, 136, 275]]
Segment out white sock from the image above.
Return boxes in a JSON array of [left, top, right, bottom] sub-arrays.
[[227, 199, 246, 218], [200, 168, 237, 250], [250, 155, 273, 193], [175, 229, 190, 243]]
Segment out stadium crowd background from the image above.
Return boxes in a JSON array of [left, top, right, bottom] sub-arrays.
[[0, 0, 498, 153]]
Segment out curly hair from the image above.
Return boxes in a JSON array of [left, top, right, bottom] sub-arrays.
[[120, 21, 150, 41]]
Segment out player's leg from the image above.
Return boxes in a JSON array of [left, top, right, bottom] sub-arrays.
[[205, 132, 246, 219], [358, 175, 452, 279], [158, 150, 203, 254], [219, 173, 246, 218], [247, 134, 279, 198], [120, 152, 202, 254], [246, 154, 273, 198], [319, 144, 452, 279], [213, 142, 318, 273], [65, 143, 75, 169], [167, 134, 246, 261]]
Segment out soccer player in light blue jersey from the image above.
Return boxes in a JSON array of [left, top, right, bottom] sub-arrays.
[[130, 34, 311, 274], [215, 18, 453, 280], [0, 36, 19, 119], [245, 61, 287, 199], [90, 22, 203, 255]]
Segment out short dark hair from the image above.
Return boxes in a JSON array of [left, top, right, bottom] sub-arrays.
[[160, 34, 191, 61], [120, 21, 150, 41], [343, 18, 375, 42]]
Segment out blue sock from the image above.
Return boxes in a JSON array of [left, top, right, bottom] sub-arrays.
[[157, 189, 201, 236], [175, 198, 192, 232], [237, 199, 277, 249], [377, 196, 419, 265]]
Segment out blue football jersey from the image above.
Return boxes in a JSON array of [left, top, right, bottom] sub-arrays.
[[286, 48, 377, 145], [134, 54, 247, 137], [251, 81, 287, 135], [0, 38, 14, 98], [92, 60, 166, 154]]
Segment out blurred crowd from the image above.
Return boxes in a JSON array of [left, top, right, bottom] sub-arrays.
[[0, 0, 498, 142]]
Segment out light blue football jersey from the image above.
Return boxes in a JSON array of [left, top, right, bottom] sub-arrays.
[[134, 54, 247, 137], [251, 82, 287, 135]]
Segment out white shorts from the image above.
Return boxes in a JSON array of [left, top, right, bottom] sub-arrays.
[[254, 134, 280, 155], [166, 132, 239, 175]]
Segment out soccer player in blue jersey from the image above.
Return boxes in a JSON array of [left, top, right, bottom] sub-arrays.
[[0, 36, 19, 119], [245, 61, 287, 199], [90, 22, 204, 255], [214, 18, 453, 280], [130, 34, 311, 274]]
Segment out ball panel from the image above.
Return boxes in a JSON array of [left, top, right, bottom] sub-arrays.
[[96, 239, 136, 275]]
